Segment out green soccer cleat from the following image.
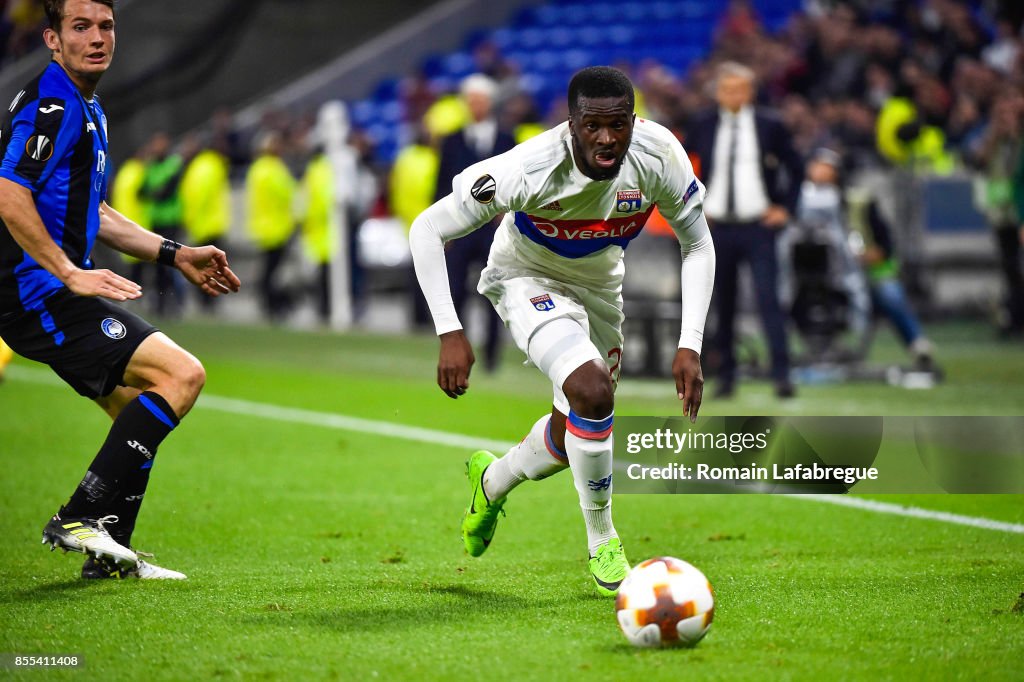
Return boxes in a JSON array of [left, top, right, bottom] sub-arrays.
[[461, 450, 506, 557], [588, 537, 630, 596]]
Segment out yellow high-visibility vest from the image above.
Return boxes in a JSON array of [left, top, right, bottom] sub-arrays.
[[300, 154, 339, 265], [182, 149, 231, 243], [423, 95, 468, 140], [245, 154, 296, 250], [389, 144, 439, 232], [876, 97, 954, 174], [111, 157, 148, 227]]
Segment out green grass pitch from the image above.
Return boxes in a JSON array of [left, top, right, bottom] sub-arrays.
[[1, 318, 1022, 680]]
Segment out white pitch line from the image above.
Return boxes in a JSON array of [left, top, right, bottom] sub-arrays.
[[199, 394, 514, 454], [6, 364, 1023, 535], [3, 364, 514, 453], [786, 494, 1024, 534]]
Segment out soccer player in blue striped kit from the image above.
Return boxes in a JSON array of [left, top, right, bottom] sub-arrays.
[[410, 67, 715, 595], [0, 0, 241, 579]]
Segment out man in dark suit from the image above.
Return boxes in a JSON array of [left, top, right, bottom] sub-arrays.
[[434, 74, 516, 371], [688, 61, 803, 398]]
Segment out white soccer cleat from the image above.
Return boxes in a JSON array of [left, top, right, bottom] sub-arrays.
[[81, 552, 187, 580], [42, 514, 137, 568], [133, 555, 187, 580]]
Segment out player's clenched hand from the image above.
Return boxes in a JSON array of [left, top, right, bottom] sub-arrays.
[[64, 268, 142, 301], [175, 245, 242, 297], [673, 348, 704, 423], [437, 330, 475, 399]]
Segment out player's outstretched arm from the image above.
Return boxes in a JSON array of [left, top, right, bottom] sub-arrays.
[[654, 131, 715, 419], [669, 211, 715, 422], [410, 194, 491, 398], [0, 179, 141, 301], [97, 202, 240, 297]]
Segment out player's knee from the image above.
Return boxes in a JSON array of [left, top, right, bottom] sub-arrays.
[[180, 356, 206, 398], [563, 362, 614, 419], [577, 381, 614, 419]]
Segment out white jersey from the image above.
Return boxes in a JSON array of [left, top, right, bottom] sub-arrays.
[[410, 117, 714, 352], [444, 119, 706, 294]]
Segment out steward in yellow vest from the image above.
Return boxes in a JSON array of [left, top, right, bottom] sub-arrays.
[[245, 132, 296, 319], [300, 152, 339, 323]]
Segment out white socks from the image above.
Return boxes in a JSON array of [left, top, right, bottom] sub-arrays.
[[483, 415, 568, 501], [565, 411, 617, 555]]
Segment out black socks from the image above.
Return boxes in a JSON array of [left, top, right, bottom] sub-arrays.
[[63, 391, 179, 545]]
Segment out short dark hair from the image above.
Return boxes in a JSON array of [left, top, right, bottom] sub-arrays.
[[45, 0, 115, 30], [567, 66, 634, 117]]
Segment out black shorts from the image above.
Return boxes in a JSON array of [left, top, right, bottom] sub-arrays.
[[0, 289, 158, 399]]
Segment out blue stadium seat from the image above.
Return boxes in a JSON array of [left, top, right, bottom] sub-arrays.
[[489, 28, 516, 51], [372, 79, 399, 102], [441, 52, 475, 78], [426, 75, 456, 94], [380, 100, 403, 124], [532, 5, 563, 26], [350, 100, 377, 128], [351, 0, 806, 162]]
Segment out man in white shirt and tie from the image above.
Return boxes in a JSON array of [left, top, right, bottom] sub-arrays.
[[689, 61, 803, 398]]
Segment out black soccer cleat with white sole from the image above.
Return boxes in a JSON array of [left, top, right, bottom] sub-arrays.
[[41, 513, 137, 569]]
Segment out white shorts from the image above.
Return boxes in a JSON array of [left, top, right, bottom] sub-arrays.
[[479, 269, 624, 411]]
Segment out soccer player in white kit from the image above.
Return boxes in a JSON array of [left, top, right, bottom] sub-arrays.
[[410, 67, 715, 595]]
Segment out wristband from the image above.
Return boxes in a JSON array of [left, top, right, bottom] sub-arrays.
[[157, 238, 181, 266]]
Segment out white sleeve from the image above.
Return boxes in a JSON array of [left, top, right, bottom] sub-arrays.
[[408, 194, 482, 335], [647, 128, 713, 351], [409, 149, 523, 336], [669, 210, 715, 353]]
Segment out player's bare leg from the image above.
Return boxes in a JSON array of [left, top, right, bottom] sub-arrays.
[[46, 333, 203, 579], [120, 333, 206, 418], [94, 384, 141, 419]]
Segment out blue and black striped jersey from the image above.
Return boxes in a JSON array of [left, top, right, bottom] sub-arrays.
[[0, 61, 110, 314]]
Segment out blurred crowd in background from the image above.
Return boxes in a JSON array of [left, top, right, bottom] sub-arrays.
[[6, 1, 1021, 360], [0, 0, 45, 68]]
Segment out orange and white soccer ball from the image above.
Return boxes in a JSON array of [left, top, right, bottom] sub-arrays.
[[615, 556, 715, 648]]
